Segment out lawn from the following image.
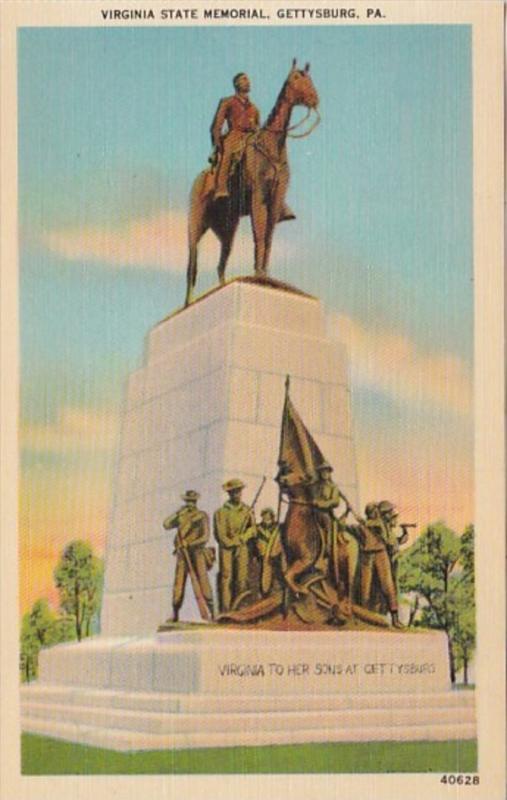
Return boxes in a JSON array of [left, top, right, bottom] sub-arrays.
[[22, 734, 477, 775]]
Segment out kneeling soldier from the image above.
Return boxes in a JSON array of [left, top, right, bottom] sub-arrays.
[[163, 490, 215, 622]]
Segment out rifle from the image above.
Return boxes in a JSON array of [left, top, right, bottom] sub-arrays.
[[238, 476, 266, 543], [336, 489, 363, 526], [175, 527, 211, 622]]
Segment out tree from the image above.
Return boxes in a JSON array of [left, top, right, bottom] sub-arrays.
[[460, 524, 475, 583], [398, 523, 462, 682], [29, 598, 59, 646], [20, 613, 40, 683], [19, 600, 78, 684], [84, 556, 104, 637], [54, 541, 104, 641], [451, 525, 476, 684], [450, 581, 476, 685]]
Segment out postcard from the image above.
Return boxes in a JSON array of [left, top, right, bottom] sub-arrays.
[[0, 1, 504, 798]]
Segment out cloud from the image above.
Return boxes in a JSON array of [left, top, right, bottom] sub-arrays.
[[21, 408, 119, 455], [19, 472, 109, 613], [41, 209, 259, 272], [328, 312, 472, 416], [355, 425, 473, 533]]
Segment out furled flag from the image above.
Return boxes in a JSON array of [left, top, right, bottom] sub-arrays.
[[276, 375, 328, 488]]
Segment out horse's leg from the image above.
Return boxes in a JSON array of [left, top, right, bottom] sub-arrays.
[[262, 213, 277, 275], [185, 202, 209, 306], [284, 559, 311, 595], [263, 179, 287, 272], [250, 189, 268, 275], [213, 211, 239, 285]]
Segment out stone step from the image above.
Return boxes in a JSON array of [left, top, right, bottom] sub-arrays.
[[21, 698, 476, 737], [20, 684, 475, 715], [21, 714, 478, 751]]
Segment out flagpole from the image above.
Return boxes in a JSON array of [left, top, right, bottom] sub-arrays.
[[276, 375, 291, 524]]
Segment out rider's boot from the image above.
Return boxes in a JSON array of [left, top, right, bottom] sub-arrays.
[[279, 202, 296, 222]]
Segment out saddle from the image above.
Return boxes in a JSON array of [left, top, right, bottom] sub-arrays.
[[201, 147, 296, 222]]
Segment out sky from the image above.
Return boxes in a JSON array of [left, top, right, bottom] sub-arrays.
[[18, 24, 473, 612]]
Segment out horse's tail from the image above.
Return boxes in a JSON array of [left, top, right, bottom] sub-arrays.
[[186, 169, 214, 306], [189, 168, 215, 209]]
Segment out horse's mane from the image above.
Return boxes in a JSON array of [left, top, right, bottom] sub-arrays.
[[263, 75, 292, 130]]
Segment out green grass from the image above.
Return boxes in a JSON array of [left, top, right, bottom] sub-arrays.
[[22, 734, 477, 775]]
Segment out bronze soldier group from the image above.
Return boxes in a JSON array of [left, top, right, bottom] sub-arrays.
[[163, 472, 413, 628]]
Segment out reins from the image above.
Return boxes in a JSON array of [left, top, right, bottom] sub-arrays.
[[251, 104, 321, 170], [287, 108, 321, 139]]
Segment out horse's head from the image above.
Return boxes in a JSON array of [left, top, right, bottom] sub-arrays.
[[285, 59, 319, 109]]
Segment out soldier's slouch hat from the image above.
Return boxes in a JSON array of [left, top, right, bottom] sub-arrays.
[[260, 507, 275, 517], [317, 461, 333, 472], [182, 490, 200, 502], [222, 478, 245, 492], [378, 500, 396, 515]]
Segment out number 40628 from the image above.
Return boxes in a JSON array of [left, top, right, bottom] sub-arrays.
[[440, 775, 479, 785]]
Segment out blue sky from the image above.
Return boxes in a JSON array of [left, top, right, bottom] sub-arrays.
[[18, 24, 474, 598], [19, 25, 473, 418]]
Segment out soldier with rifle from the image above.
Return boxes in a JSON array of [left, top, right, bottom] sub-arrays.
[[377, 500, 416, 594], [163, 490, 215, 622], [347, 501, 404, 629]]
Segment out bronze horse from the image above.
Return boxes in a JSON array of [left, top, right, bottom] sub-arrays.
[[280, 479, 325, 596], [185, 61, 320, 306]]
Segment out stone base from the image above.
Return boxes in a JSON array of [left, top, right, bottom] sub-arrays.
[[100, 279, 360, 634], [21, 629, 476, 751]]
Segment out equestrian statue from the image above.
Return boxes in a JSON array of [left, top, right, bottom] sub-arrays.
[[185, 60, 320, 306]]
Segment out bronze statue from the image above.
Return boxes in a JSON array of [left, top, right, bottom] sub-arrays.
[[312, 466, 355, 616], [348, 501, 403, 629], [185, 60, 320, 305], [377, 500, 414, 598], [255, 507, 287, 596], [210, 72, 296, 217], [163, 490, 215, 622], [213, 478, 257, 613], [210, 72, 260, 200]]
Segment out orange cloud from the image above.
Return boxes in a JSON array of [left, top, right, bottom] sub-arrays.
[[41, 210, 263, 272], [19, 408, 116, 612], [19, 467, 109, 614], [329, 313, 472, 417], [356, 429, 473, 535]]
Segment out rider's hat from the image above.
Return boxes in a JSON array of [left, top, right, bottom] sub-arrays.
[[317, 461, 333, 472], [222, 478, 245, 492]]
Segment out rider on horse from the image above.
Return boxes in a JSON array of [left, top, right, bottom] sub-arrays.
[[210, 72, 296, 221]]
